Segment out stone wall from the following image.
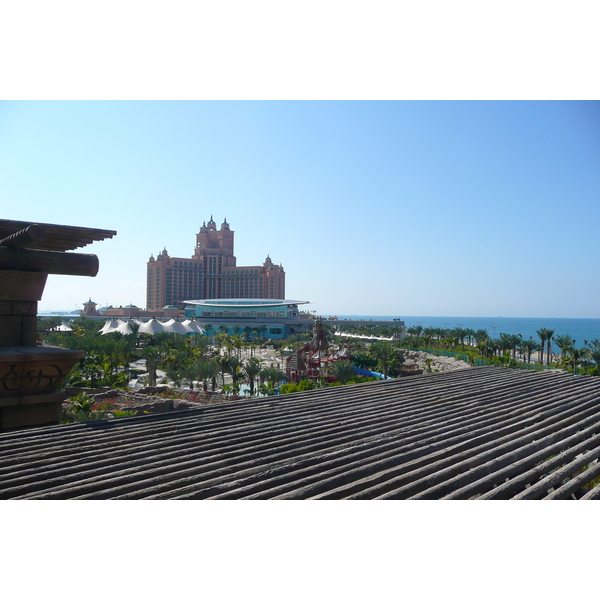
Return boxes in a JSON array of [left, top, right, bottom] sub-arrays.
[[402, 350, 471, 373]]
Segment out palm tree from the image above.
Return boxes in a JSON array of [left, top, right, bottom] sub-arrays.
[[476, 341, 487, 361], [554, 334, 575, 359], [498, 333, 514, 356], [332, 360, 356, 384], [258, 325, 267, 343], [508, 334, 522, 360], [260, 366, 287, 385], [370, 341, 398, 379], [79, 351, 104, 388], [215, 354, 230, 388], [518, 339, 539, 364], [453, 327, 470, 351], [195, 358, 219, 391], [140, 345, 161, 386], [473, 329, 489, 348], [233, 335, 243, 359], [243, 358, 263, 396], [192, 334, 211, 358], [227, 355, 243, 385], [588, 339, 600, 351], [545, 329, 555, 365], [259, 366, 288, 395], [486, 338, 500, 358], [567, 346, 591, 375], [423, 327, 436, 346], [464, 328, 476, 347], [536, 329, 547, 365], [584, 340, 600, 374]]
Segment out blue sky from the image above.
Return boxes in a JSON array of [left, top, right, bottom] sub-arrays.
[[1, 100, 599, 317]]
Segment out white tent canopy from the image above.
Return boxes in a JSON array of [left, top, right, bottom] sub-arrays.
[[161, 319, 189, 334], [334, 331, 394, 342], [138, 319, 165, 335], [181, 319, 204, 334], [100, 319, 134, 335], [99, 320, 119, 335], [101, 318, 204, 336], [115, 320, 134, 335]]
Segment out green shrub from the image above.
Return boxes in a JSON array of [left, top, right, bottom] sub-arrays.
[[279, 383, 300, 394], [297, 379, 315, 391]]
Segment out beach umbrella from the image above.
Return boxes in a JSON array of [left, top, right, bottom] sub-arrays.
[[138, 319, 165, 335]]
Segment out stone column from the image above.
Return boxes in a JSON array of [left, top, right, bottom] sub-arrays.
[[0, 270, 85, 429]]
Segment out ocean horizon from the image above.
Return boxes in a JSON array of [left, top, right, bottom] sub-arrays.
[[331, 315, 600, 351]]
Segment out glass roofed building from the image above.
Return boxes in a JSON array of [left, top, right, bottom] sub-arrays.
[[184, 299, 310, 340]]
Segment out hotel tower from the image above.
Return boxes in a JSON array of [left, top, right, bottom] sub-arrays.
[[146, 216, 285, 310]]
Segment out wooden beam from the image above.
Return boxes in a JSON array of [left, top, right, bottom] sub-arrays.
[[0, 224, 46, 248], [0, 247, 99, 277]]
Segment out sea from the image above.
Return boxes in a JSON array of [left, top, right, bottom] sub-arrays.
[[331, 315, 600, 352]]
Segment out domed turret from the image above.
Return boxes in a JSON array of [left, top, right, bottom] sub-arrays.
[[221, 218, 230, 231]]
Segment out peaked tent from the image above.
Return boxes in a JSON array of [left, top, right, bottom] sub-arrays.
[[99, 320, 119, 335], [181, 319, 204, 334], [99, 319, 133, 335], [138, 319, 165, 335], [161, 319, 189, 334], [115, 320, 134, 335]]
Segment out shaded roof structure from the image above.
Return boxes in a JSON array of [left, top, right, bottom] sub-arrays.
[[2, 366, 600, 499], [0, 219, 116, 252]]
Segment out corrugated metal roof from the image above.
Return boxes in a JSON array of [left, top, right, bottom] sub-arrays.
[[1, 366, 600, 499], [0, 219, 116, 252]]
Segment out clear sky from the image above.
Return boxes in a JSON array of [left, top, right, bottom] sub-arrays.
[[1, 100, 599, 318]]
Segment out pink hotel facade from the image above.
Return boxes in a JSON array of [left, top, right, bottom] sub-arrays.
[[146, 217, 285, 311]]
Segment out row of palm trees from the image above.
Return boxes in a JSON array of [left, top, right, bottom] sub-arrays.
[[403, 324, 600, 374], [138, 332, 290, 396]]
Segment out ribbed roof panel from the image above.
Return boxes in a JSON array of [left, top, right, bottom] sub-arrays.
[[0, 219, 116, 252], [1, 367, 600, 499]]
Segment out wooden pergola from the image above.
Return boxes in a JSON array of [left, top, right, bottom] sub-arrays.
[[1, 366, 600, 499]]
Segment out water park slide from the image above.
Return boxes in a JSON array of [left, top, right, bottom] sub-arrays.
[[352, 366, 392, 380]]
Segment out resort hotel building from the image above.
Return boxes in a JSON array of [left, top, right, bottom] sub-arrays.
[[146, 216, 285, 311]]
